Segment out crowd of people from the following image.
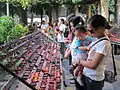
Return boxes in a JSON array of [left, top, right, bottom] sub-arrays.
[[32, 14, 112, 90]]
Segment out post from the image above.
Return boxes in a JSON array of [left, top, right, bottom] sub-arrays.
[[6, 0, 9, 16]]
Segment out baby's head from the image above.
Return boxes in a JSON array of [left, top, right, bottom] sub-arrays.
[[74, 25, 87, 39]]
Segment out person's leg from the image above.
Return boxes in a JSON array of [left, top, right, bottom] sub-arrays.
[[69, 55, 72, 65], [60, 42, 65, 58], [84, 76, 104, 90], [74, 78, 84, 90]]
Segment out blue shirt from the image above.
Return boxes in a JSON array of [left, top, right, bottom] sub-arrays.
[[82, 35, 93, 47], [73, 36, 93, 54]]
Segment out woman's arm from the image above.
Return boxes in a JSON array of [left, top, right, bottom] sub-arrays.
[[72, 52, 105, 70], [80, 52, 105, 69], [64, 39, 72, 43], [78, 46, 90, 51]]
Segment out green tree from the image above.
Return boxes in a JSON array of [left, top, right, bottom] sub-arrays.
[[0, 0, 90, 24]]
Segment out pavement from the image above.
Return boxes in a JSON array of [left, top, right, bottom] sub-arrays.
[[62, 55, 120, 90]]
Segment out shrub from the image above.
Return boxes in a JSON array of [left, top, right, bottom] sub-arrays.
[[0, 16, 15, 30], [0, 16, 29, 44], [11, 24, 29, 39]]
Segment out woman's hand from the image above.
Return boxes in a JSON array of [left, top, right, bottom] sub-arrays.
[[74, 65, 84, 77], [69, 65, 76, 74], [72, 59, 80, 66], [86, 46, 90, 51]]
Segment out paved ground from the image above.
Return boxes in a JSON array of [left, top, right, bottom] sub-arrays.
[[62, 55, 120, 90]]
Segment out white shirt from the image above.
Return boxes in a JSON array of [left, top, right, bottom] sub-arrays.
[[57, 33, 64, 42], [70, 37, 77, 62], [83, 37, 112, 81], [41, 24, 49, 30], [59, 24, 67, 33]]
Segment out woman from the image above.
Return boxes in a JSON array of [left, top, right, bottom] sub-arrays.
[[73, 15, 112, 90], [71, 26, 93, 90], [64, 22, 75, 44]]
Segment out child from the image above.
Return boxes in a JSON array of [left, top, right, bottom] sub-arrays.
[[70, 25, 93, 86], [49, 24, 54, 38]]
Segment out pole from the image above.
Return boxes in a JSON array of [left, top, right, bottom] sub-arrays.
[[6, 0, 9, 16]]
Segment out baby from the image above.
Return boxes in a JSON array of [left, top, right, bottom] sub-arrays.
[[69, 25, 93, 85]]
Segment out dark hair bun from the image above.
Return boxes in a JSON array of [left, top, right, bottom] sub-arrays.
[[106, 22, 112, 29], [72, 16, 84, 27], [88, 15, 107, 28]]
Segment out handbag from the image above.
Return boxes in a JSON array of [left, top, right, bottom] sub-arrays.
[[104, 44, 117, 83], [90, 38, 117, 83]]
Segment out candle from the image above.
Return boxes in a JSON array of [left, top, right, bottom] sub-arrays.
[[56, 77, 61, 83], [44, 67, 49, 73], [33, 73, 39, 82]]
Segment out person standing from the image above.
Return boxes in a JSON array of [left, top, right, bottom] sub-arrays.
[[56, 28, 65, 59], [41, 20, 49, 33], [73, 15, 112, 90], [59, 19, 67, 33], [70, 26, 93, 90]]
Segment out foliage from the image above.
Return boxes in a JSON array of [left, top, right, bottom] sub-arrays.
[[72, 0, 82, 4], [0, 16, 29, 43], [0, 24, 6, 43], [90, 4, 97, 14], [0, 0, 45, 8], [0, 0, 84, 8], [0, 16, 15, 30], [0, 16, 15, 43], [11, 24, 29, 39]]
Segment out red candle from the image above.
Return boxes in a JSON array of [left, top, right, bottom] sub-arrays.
[[44, 67, 49, 72], [33, 73, 39, 82], [56, 72, 60, 78], [56, 77, 61, 83]]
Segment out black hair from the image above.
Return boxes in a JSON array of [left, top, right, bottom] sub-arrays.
[[33, 23, 35, 26], [56, 28, 60, 32], [66, 13, 75, 22], [54, 20, 58, 26], [75, 25, 87, 33], [106, 22, 112, 29], [72, 16, 84, 27], [60, 19, 65, 24], [51, 24, 53, 27], [88, 15, 107, 29], [42, 20, 45, 22]]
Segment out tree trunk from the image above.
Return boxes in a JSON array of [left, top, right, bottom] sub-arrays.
[[47, 6, 52, 24], [40, 8, 43, 25], [30, 11, 33, 25], [115, 0, 117, 23], [100, 0, 109, 20], [66, 5, 74, 16], [52, 5, 59, 23], [15, 7, 27, 25], [54, 5, 59, 21], [21, 9, 27, 25], [74, 4, 79, 15]]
